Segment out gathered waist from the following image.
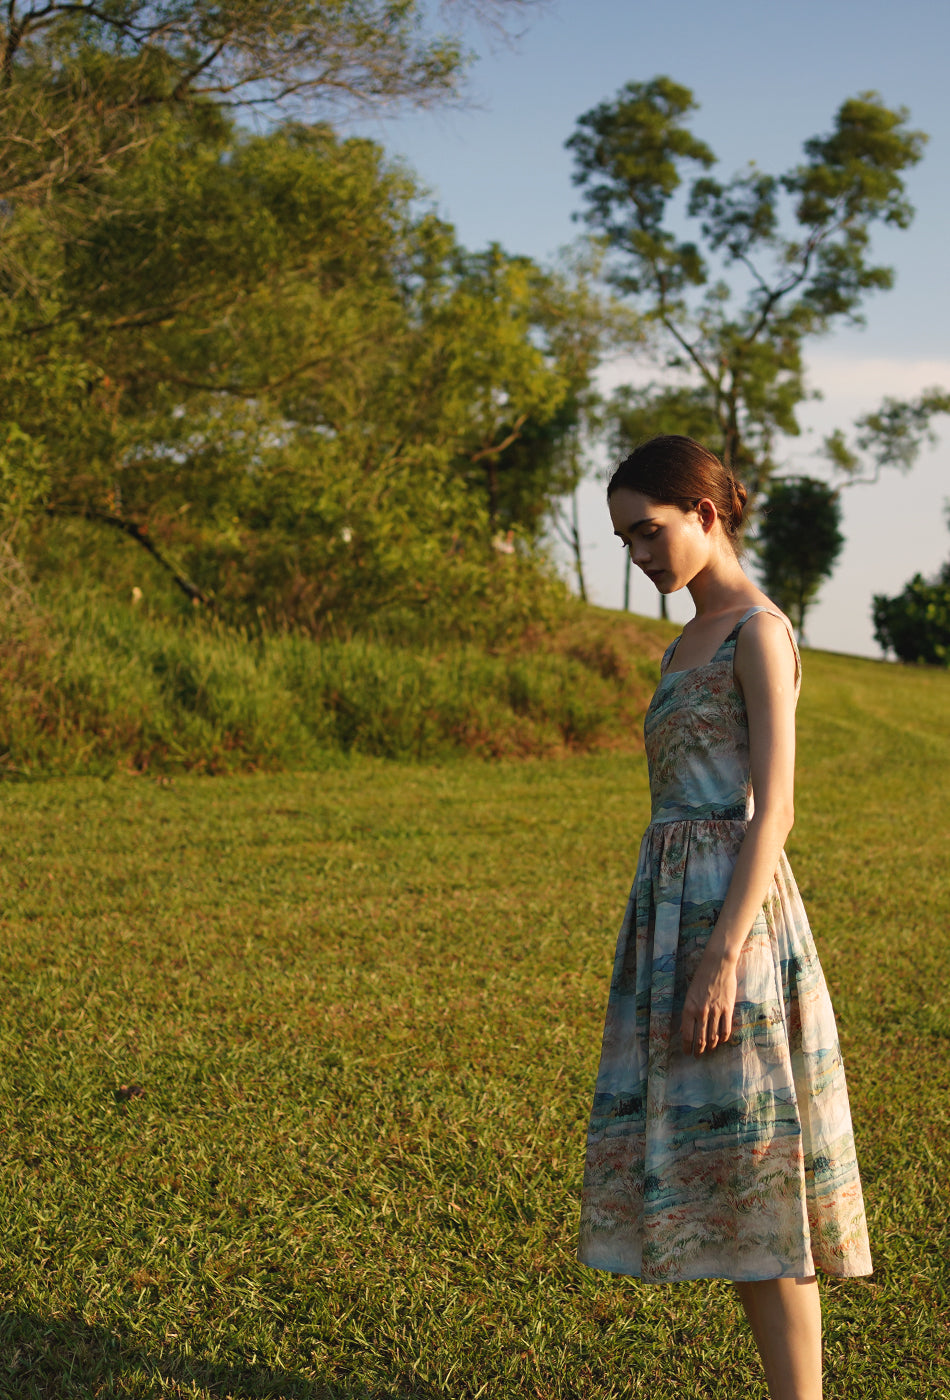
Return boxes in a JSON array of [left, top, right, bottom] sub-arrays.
[[648, 801, 750, 826]]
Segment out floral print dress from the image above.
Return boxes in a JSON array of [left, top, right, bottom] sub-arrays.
[[577, 606, 872, 1283]]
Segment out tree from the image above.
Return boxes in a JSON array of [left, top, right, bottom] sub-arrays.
[[873, 507, 950, 666], [873, 572, 950, 667], [1, 1, 615, 634], [407, 242, 604, 536], [567, 77, 928, 504], [756, 478, 844, 641], [0, 1, 544, 334], [0, 0, 540, 183], [2, 106, 604, 629]]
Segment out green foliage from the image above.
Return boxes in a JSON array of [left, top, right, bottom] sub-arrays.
[[607, 383, 723, 458], [566, 77, 715, 299], [0, 647, 948, 1395], [0, 565, 668, 774], [873, 573, 950, 667], [2, 1, 604, 629], [872, 502, 950, 666], [2, 97, 609, 626], [0, 0, 532, 157], [757, 477, 845, 638], [568, 77, 927, 501], [823, 387, 950, 483]]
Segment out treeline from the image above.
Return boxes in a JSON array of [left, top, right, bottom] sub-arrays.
[[0, 0, 638, 776], [1, 1, 623, 639]]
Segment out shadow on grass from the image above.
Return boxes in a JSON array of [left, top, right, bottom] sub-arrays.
[[0, 1310, 443, 1400]]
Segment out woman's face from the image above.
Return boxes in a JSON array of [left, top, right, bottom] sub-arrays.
[[608, 488, 714, 594]]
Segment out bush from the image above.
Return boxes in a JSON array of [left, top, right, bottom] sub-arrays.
[[0, 571, 670, 776], [872, 572, 950, 667]]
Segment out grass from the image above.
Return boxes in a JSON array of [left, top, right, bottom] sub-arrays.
[[0, 583, 669, 774], [0, 641, 948, 1397]]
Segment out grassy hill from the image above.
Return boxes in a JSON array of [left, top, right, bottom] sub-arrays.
[[1, 584, 674, 776], [0, 618, 947, 1396]]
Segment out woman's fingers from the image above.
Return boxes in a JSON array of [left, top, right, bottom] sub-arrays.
[[682, 1007, 709, 1055], [681, 1006, 707, 1055], [682, 1002, 732, 1056], [708, 1007, 729, 1051], [681, 956, 738, 1056], [682, 1005, 708, 1055]]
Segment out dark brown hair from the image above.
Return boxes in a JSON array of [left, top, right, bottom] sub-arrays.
[[607, 435, 748, 544]]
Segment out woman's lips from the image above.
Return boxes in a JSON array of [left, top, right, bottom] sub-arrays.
[[645, 568, 665, 584]]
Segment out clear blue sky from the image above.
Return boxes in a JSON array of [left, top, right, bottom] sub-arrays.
[[354, 0, 950, 655]]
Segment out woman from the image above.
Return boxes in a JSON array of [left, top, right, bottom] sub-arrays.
[[577, 436, 872, 1400]]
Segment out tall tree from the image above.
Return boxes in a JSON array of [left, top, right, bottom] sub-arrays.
[[756, 478, 844, 641], [567, 77, 928, 503]]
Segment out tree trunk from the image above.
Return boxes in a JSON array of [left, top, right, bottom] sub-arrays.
[[552, 489, 589, 604], [571, 489, 588, 603], [485, 459, 498, 533]]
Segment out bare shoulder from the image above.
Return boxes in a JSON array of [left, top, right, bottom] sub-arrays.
[[734, 607, 799, 692]]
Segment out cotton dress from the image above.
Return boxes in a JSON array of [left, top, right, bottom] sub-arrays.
[[577, 606, 873, 1283]]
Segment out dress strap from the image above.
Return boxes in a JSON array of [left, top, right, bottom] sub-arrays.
[[659, 636, 682, 676], [725, 606, 801, 690]]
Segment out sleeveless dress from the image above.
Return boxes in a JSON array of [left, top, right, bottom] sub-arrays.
[[577, 606, 873, 1283]]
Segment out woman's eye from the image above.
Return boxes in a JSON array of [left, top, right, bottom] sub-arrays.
[[642, 529, 659, 540]]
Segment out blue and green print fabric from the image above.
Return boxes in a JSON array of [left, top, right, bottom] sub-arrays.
[[577, 607, 873, 1283]]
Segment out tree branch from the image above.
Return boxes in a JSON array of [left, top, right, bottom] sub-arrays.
[[839, 469, 884, 487], [45, 503, 211, 605], [739, 198, 848, 349], [651, 257, 719, 395], [170, 36, 233, 102], [657, 308, 720, 396], [469, 414, 528, 463]]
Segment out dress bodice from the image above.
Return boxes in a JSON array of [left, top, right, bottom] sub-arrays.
[[644, 607, 800, 825]]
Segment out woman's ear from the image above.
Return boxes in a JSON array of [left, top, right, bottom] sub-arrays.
[[696, 497, 718, 534]]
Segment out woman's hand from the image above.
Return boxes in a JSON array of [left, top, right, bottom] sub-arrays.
[[681, 948, 738, 1056]]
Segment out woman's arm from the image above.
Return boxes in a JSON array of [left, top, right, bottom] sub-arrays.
[[680, 610, 799, 1056]]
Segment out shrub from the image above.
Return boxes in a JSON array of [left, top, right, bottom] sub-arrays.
[[872, 572, 950, 667], [0, 571, 670, 776]]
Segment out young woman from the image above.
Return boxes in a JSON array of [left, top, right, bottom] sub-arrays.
[[577, 436, 872, 1400]]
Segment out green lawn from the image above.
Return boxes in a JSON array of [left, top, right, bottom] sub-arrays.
[[1, 645, 948, 1398]]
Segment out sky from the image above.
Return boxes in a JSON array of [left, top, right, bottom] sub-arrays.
[[353, 0, 950, 656]]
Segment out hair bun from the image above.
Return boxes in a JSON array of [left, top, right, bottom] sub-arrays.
[[729, 477, 748, 531]]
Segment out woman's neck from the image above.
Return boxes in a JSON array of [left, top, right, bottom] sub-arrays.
[[685, 549, 754, 620]]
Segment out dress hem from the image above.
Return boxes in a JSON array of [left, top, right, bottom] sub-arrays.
[[577, 1255, 873, 1285]]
